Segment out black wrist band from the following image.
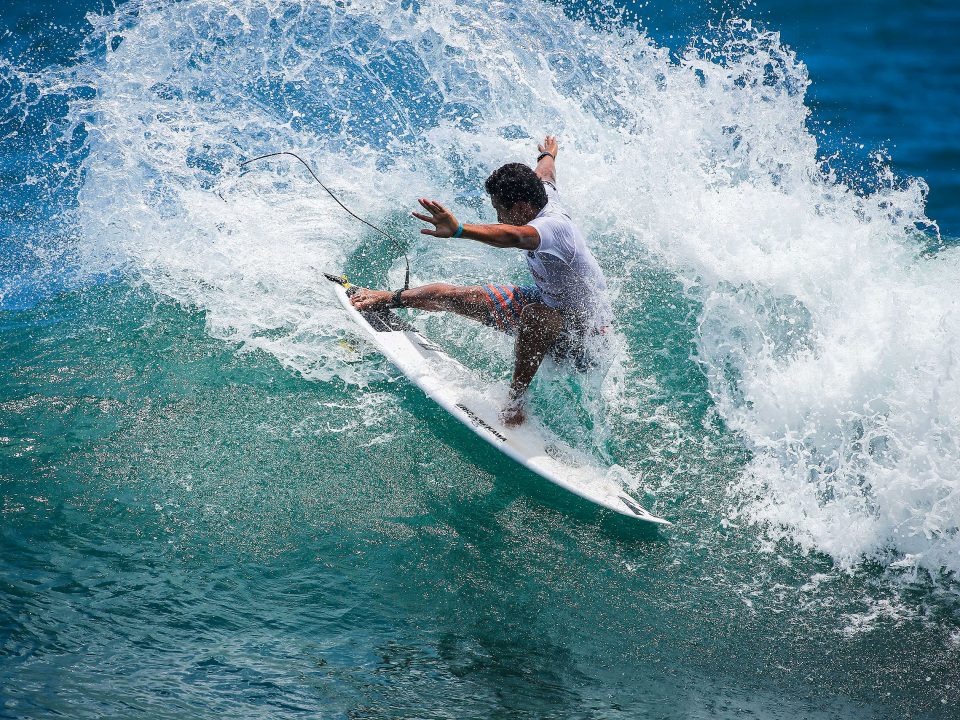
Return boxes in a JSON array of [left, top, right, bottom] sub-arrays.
[[537, 151, 555, 161], [391, 289, 405, 308]]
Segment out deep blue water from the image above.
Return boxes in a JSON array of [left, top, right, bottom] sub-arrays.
[[3, 0, 959, 240], [552, 0, 960, 240], [2, 1, 960, 718]]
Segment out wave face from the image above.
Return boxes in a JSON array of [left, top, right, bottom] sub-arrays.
[[5, 0, 958, 580]]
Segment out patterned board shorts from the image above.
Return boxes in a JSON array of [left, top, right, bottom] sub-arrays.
[[481, 283, 543, 334], [481, 283, 608, 371]]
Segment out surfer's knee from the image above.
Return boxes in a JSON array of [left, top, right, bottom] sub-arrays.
[[449, 284, 490, 307]]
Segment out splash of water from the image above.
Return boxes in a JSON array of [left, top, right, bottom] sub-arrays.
[[5, 0, 958, 583]]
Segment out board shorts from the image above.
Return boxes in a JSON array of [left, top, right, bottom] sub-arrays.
[[481, 282, 609, 372]]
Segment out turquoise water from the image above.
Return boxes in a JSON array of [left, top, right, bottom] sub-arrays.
[[7, 285, 958, 717], [3, 0, 960, 717]]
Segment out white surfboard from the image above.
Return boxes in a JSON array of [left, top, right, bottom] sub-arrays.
[[326, 274, 670, 525]]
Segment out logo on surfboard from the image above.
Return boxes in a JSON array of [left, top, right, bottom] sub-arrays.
[[455, 403, 507, 442]]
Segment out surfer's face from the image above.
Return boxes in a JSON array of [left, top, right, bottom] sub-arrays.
[[490, 195, 536, 226]]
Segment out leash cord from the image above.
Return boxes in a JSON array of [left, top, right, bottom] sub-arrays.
[[238, 151, 410, 289]]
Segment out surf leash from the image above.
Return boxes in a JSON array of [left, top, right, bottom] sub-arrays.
[[238, 151, 411, 290]]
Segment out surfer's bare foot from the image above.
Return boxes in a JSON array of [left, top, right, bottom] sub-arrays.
[[500, 400, 526, 427], [350, 288, 393, 311]]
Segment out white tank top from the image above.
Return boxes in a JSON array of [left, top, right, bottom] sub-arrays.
[[525, 182, 612, 327]]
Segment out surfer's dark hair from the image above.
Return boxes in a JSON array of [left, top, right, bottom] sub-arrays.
[[485, 163, 548, 211]]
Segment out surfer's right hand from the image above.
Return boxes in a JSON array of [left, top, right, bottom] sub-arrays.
[[412, 198, 459, 238], [538, 135, 559, 158]]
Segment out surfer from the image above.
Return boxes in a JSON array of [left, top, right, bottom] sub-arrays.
[[349, 136, 612, 426]]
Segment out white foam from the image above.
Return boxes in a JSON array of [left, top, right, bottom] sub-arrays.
[[20, 0, 958, 579]]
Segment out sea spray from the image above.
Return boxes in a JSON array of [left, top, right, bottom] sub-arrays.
[[5, 0, 957, 585]]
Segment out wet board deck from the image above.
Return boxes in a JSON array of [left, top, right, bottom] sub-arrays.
[[326, 273, 670, 525]]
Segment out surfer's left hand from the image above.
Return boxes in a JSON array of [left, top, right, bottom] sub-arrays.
[[412, 198, 459, 238]]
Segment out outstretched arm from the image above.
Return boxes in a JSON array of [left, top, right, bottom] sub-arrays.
[[535, 135, 558, 185], [412, 198, 540, 251]]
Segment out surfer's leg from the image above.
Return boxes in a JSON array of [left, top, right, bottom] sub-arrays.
[[398, 283, 493, 323], [502, 303, 565, 426], [411, 283, 541, 333], [350, 283, 491, 323]]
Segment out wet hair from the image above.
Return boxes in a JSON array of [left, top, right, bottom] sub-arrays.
[[484, 163, 548, 211]]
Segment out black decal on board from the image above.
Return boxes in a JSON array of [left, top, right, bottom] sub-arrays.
[[619, 494, 645, 516], [456, 404, 507, 442]]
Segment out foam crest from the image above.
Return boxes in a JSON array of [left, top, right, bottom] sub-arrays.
[[12, 0, 958, 580], [621, 24, 959, 576]]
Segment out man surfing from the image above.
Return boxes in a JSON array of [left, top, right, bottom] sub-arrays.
[[349, 136, 612, 426]]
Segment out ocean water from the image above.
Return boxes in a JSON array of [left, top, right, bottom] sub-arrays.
[[2, 0, 959, 717]]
